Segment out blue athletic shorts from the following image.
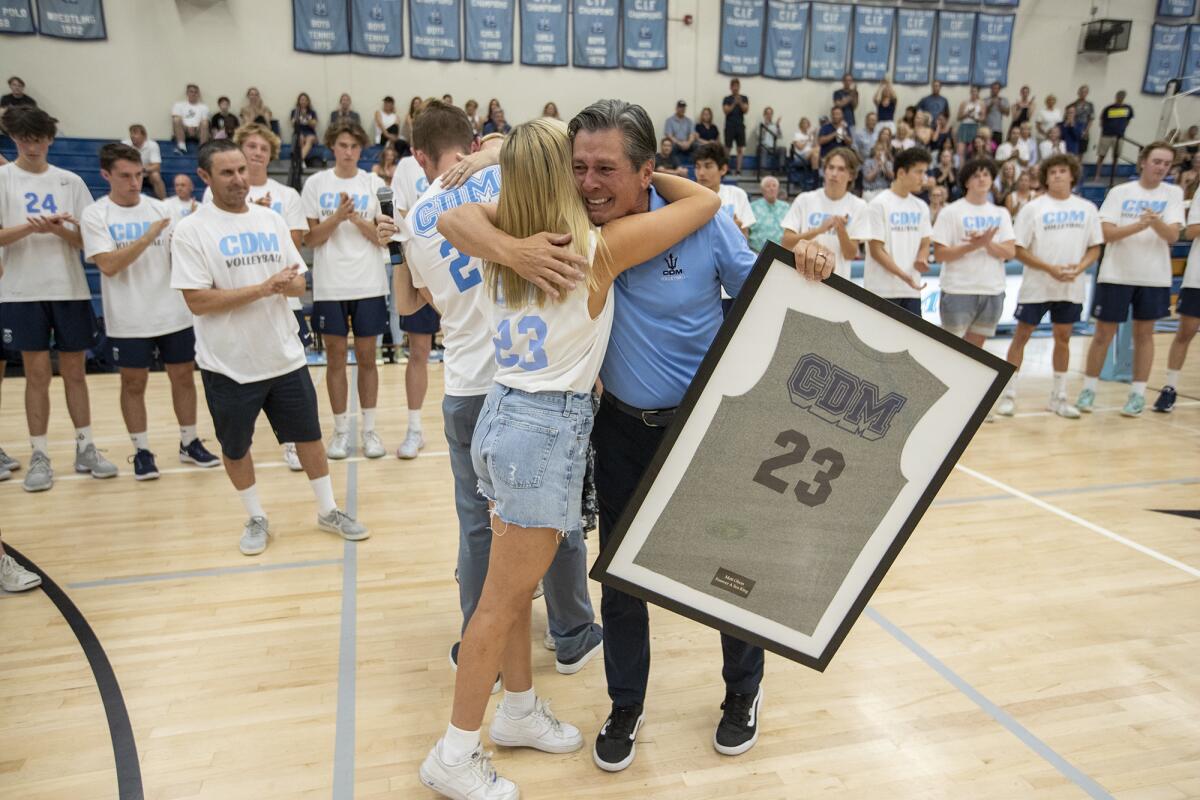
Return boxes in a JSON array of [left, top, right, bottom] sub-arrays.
[[399, 303, 441, 334], [1176, 287, 1200, 318], [888, 297, 923, 316], [294, 309, 313, 348], [312, 296, 389, 338], [1092, 283, 1170, 322], [108, 327, 196, 369], [2, 300, 98, 352], [1014, 301, 1083, 326]]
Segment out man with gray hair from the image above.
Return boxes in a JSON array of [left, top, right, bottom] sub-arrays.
[[440, 98, 834, 777], [749, 176, 788, 251]]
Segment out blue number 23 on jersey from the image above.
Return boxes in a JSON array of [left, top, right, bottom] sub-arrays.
[[494, 315, 548, 372]]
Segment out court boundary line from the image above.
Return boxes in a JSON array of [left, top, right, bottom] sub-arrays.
[[332, 367, 359, 799], [66, 558, 344, 589], [933, 474, 1200, 507]]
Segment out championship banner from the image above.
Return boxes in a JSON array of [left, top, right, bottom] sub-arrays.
[[0, 0, 34, 35], [971, 12, 1014, 87], [1182, 25, 1200, 92], [37, 0, 105, 40], [763, 0, 808, 81], [851, 5, 894, 82], [719, 0, 766, 76], [592, 243, 1013, 670], [982, 0, 1018, 6], [294, 0, 350, 54], [623, 0, 667, 71], [807, 3, 852, 80], [465, 0, 514, 63], [933, 10, 975, 84], [351, 0, 403, 57], [520, 0, 568, 66], [1145, 23, 1187, 95], [572, 0, 619, 69], [894, 8, 935, 84], [410, 0, 462, 60], [1158, 0, 1196, 18]]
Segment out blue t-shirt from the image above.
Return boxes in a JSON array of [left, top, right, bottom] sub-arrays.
[[600, 187, 757, 409], [917, 94, 949, 123]]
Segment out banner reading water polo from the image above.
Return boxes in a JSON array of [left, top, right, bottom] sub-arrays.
[[719, 0, 766, 76], [37, 0, 105, 39], [521, 0, 568, 66], [1144, 23, 1187, 95], [573, 0, 619, 69], [807, 3, 851, 80], [933, 9, 975, 84], [894, 8, 935, 84], [0, 0, 34, 35], [294, 0, 350, 53], [971, 12, 1014, 86], [352, 0, 403, 56], [1158, 0, 1196, 17], [851, 5, 894, 81], [410, 0, 462, 60], [763, 0, 808, 80], [623, 0, 667, 70], [466, 0, 514, 63], [1184, 25, 1200, 93]]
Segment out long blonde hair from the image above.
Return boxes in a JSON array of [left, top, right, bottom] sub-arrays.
[[487, 118, 606, 307]]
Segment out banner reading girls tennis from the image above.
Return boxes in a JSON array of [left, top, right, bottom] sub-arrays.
[[851, 5, 894, 82], [521, 0, 568, 66], [466, 0, 514, 63], [719, 0, 766, 76], [763, 0, 808, 80], [623, 0, 667, 70]]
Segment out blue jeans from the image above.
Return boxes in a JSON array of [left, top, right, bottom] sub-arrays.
[[443, 393, 602, 662]]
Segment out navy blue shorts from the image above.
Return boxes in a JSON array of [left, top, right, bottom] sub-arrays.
[[888, 297, 923, 316], [108, 327, 196, 369], [1177, 287, 1200, 318], [0, 303, 15, 360], [398, 303, 441, 334], [1092, 283, 1170, 322], [1014, 301, 1083, 326], [1, 300, 98, 352], [312, 296, 389, 338], [201, 366, 322, 460], [294, 309, 313, 348]]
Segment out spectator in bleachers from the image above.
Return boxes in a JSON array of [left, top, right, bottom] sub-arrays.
[[1034, 94, 1062, 143], [372, 144, 397, 184], [757, 106, 783, 172], [210, 97, 239, 140], [791, 116, 818, 170], [1005, 169, 1035, 217], [542, 102, 560, 119], [833, 73, 858, 127], [486, 97, 500, 118], [722, 78, 750, 175], [163, 174, 198, 223], [463, 99, 481, 136], [1011, 85, 1034, 136], [874, 77, 897, 133], [375, 95, 400, 150], [1092, 90, 1134, 181], [875, 126, 895, 159], [984, 81, 1009, 146], [239, 87, 273, 128], [748, 176, 788, 251], [1061, 106, 1084, 155], [171, 83, 210, 155], [399, 96, 423, 154], [913, 111, 934, 149], [654, 136, 687, 176], [696, 106, 719, 142], [861, 139, 894, 201], [1039, 125, 1067, 161], [664, 100, 696, 162], [895, 121, 916, 152], [1, 76, 35, 109], [1178, 151, 1200, 200], [853, 112, 879, 161], [957, 86, 985, 158], [928, 184, 948, 223], [122, 124, 166, 199], [917, 80, 949, 126], [902, 105, 917, 131], [995, 125, 1021, 164], [1066, 85, 1094, 156], [1017, 121, 1038, 169], [330, 93, 361, 127], [481, 107, 510, 136], [819, 107, 852, 158], [995, 158, 1019, 203], [442, 94, 453, 105], [291, 92, 319, 165], [931, 148, 958, 201]]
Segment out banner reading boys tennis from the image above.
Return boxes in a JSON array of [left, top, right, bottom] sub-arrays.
[[592, 243, 1013, 670], [351, 0, 403, 57], [294, 0, 350, 54], [573, 0, 619, 69]]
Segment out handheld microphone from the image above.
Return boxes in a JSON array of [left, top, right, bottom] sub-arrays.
[[376, 185, 404, 266]]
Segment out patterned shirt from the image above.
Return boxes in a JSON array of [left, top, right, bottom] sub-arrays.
[[748, 198, 789, 252]]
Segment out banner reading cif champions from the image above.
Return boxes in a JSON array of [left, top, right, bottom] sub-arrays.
[[719, 0, 766, 76]]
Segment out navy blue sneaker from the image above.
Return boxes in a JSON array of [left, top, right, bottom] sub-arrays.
[[1153, 386, 1177, 413], [180, 438, 220, 468], [131, 449, 160, 481]]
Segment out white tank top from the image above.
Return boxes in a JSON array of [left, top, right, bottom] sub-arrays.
[[376, 111, 398, 138], [484, 232, 613, 395]]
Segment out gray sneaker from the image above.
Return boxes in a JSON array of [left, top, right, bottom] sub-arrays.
[[239, 516, 270, 556], [0, 465, 10, 482], [1, 554, 42, 592], [0, 446, 19, 473], [22, 451, 53, 493], [318, 508, 369, 541], [74, 444, 119, 479]]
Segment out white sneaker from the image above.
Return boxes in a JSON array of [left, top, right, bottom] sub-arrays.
[[327, 431, 351, 460], [0, 465, 9, 482], [995, 395, 1016, 416], [1048, 395, 1082, 419], [282, 443, 303, 472], [488, 697, 583, 753], [543, 629, 556, 651], [397, 429, 424, 459], [532, 579, 543, 600], [1, 554, 41, 592], [361, 430, 386, 459], [239, 516, 269, 556], [419, 744, 518, 800]]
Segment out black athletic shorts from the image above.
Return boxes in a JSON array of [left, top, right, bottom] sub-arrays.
[[399, 303, 441, 334], [724, 124, 746, 149], [2, 299, 98, 352], [201, 366, 322, 460], [312, 296, 389, 338], [108, 327, 196, 369]]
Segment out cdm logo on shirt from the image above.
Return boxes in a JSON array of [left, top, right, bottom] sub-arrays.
[[1042, 209, 1087, 229], [410, 168, 501, 239], [888, 211, 924, 233], [962, 214, 1002, 230], [807, 211, 853, 227], [1120, 199, 1168, 215], [108, 222, 165, 248], [318, 193, 370, 214], [788, 353, 907, 441], [218, 231, 283, 268]]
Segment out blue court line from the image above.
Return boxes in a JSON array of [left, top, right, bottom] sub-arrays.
[[932, 475, 1200, 508], [866, 607, 1114, 799], [332, 367, 359, 800], [67, 559, 344, 589]]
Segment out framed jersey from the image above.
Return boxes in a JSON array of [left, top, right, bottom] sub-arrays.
[[591, 241, 1014, 671]]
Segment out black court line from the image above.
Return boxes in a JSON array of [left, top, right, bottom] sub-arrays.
[[7, 545, 144, 800]]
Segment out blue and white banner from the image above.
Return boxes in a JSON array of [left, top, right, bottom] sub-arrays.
[[808, 3, 852, 80], [944, 0, 980, 5], [763, 0, 808, 80], [0, 0, 34, 35], [352, 0, 402, 56], [1145, 23, 1187, 95], [971, 12, 1013, 86], [410, 0, 461, 60], [719, 0, 766, 76], [894, 8, 935, 84], [521, 0, 568, 66], [1158, 0, 1196, 18], [934, 10, 975, 84], [851, 5, 894, 81], [1183, 25, 1200, 92], [466, 0, 514, 63], [37, 0, 105, 39], [982, 0, 1018, 6], [623, 0, 667, 70], [294, 0, 350, 53], [573, 0, 619, 69]]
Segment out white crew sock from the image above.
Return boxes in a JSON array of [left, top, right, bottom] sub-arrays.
[[239, 485, 266, 519], [1165, 369, 1181, 389], [75, 426, 93, 452], [180, 424, 197, 446], [333, 412, 349, 434], [310, 474, 337, 515], [440, 723, 481, 765], [130, 431, 150, 451], [361, 408, 376, 433], [1052, 372, 1068, 398], [1003, 374, 1018, 398], [1131, 381, 1147, 398], [501, 687, 536, 719], [1083, 376, 1099, 392], [30, 435, 48, 454], [407, 409, 422, 434]]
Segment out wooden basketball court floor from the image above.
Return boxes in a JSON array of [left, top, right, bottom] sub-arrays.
[[1, 332, 1198, 800]]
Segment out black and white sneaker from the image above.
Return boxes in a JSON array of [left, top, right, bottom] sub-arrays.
[[713, 686, 762, 756], [449, 641, 501, 695], [592, 704, 644, 772], [555, 637, 602, 675]]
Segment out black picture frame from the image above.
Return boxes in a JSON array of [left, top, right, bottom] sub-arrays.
[[590, 241, 1015, 671]]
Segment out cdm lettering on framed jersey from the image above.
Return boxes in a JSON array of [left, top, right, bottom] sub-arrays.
[[591, 242, 1013, 671]]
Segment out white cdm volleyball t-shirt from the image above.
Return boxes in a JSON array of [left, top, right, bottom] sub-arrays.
[[851, 189, 932, 299], [783, 189, 867, 279], [1097, 180, 1185, 287], [0, 162, 93, 301], [301, 168, 388, 301], [1013, 193, 1104, 305], [932, 198, 1015, 295]]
